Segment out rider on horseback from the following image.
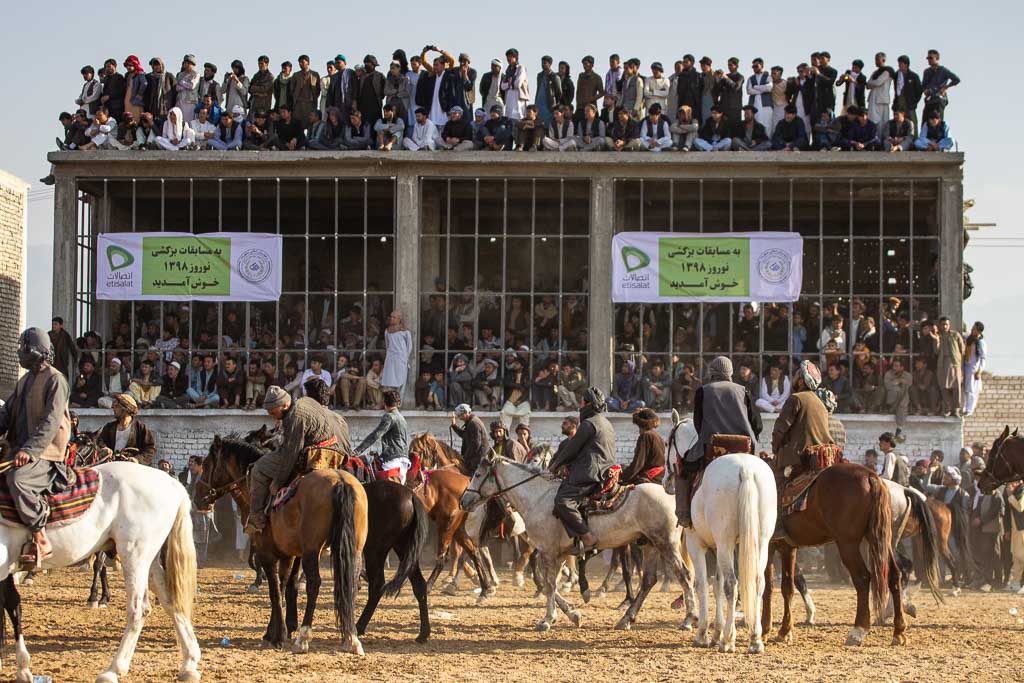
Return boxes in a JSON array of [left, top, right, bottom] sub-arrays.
[[451, 403, 489, 476], [490, 420, 528, 462], [244, 385, 352, 534], [547, 387, 617, 555], [621, 407, 667, 485], [0, 328, 74, 566], [676, 356, 761, 528], [96, 393, 157, 464], [354, 390, 410, 482]]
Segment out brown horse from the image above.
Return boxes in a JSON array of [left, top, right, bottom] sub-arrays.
[[977, 426, 1024, 494], [408, 431, 463, 477], [764, 462, 905, 647], [195, 436, 368, 654]]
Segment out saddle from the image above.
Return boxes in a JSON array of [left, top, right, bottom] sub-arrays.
[[781, 445, 846, 515], [586, 465, 633, 515], [0, 467, 100, 529], [691, 435, 757, 495]]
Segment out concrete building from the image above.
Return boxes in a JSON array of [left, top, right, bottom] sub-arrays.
[[47, 151, 966, 470], [0, 170, 28, 395]]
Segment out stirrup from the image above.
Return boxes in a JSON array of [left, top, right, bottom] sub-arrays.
[[18, 541, 50, 571]]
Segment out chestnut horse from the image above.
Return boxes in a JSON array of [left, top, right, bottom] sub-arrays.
[[764, 462, 904, 647], [195, 436, 368, 655], [976, 426, 1024, 494]]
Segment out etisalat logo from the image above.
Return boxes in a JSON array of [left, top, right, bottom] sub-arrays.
[[104, 245, 135, 287], [619, 245, 652, 289]]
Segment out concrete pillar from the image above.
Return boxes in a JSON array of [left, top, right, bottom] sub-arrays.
[[939, 179, 964, 331], [394, 174, 420, 402], [52, 175, 77, 325], [588, 177, 614, 393]]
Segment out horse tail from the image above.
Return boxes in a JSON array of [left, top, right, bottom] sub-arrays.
[[164, 494, 197, 620], [383, 491, 430, 598], [865, 474, 893, 621], [907, 488, 945, 605], [736, 465, 761, 627], [329, 481, 358, 642]]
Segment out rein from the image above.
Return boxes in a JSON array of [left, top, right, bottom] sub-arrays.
[[984, 437, 1024, 488], [464, 460, 546, 511]]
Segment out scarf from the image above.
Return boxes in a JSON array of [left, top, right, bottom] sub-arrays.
[[164, 107, 185, 141]]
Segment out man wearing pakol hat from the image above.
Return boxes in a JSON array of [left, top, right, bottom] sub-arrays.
[[97, 393, 157, 465], [547, 387, 617, 554], [244, 385, 352, 534], [676, 356, 761, 528], [450, 403, 489, 476], [0, 329, 74, 565]]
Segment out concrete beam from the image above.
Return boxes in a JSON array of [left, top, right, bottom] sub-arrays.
[[394, 174, 420, 403], [589, 178, 614, 393], [940, 179, 965, 330], [51, 174, 76, 323]]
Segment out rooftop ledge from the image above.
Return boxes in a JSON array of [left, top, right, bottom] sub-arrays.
[[47, 149, 964, 174]]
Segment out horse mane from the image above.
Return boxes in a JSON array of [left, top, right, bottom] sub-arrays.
[[217, 435, 269, 468], [494, 455, 560, 481]]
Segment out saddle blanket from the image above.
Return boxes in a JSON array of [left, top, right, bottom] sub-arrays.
[[780, 469, 826, 515], [0, 467, 100, 528], [587, 484, 634, 516]]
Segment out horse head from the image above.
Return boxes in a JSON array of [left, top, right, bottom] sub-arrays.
[[195, 435, 259, 510], [459, 448, 498, 510], [977, 425, 1023, 494]]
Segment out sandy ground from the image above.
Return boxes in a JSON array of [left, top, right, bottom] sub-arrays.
[[7, 561, 1024, 683]]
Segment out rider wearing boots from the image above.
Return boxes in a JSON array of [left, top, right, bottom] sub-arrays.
[[0, 328, 74, 566], [354, 390, 410, 482], [244, 385, 352, 534], [490, 420, 528, 463], [676, 356, 761, 528], [621, 407, 667, 485], [770, 360, 836, 536], [547, 387, 617, 554]]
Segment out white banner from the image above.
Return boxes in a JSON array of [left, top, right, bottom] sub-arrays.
[[612, 231, 803, 303], [96, 232, 282, 301]]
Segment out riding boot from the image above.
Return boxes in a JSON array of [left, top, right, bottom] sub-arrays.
[[244, 484, 269, 535], [677, 472, 696, 528]]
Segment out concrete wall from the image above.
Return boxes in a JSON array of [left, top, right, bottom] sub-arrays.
[[0, 170, 27, 395], [964, 374, 1024, 448], [74, 408, 963, 474]]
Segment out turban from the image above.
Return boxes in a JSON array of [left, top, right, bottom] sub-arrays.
[[114, 393, 139, 415], [263, 385, 291, 410], [943, 466, 962, 485], [795, 360, 822, 391], [581, 387, 607, 412], [454, 403, 472, 417], [706, 356, 733, 382]]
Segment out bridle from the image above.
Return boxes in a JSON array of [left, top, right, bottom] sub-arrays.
[[981, 436, 1024, 489], [194, 453, 248, 508], [463, 457, 546, 511]]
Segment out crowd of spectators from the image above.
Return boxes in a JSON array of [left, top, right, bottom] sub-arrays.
[[43, 46, 960, 181]]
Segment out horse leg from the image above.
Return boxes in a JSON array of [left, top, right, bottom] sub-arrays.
[[284, 558, 301, 641], [535, 557, 563, 632], [88, 552, 103, 608], [715, 542, 738, 653], [793, 567, 816, 625], [512, 540, 532, 588], [248, 547, 264, 594], [425, 521, 457, 593], [148, 557, 201, 682], [356, 550, 386, 638], [260, 554, 286, 648], [664, 532, 698, 630], [577, 554, 592, 603], [292, 552, 322, 654], [479, 545, 500, 593], [761, 545, 775, 638], [597, 548, 620, 596], [453, 527, 492, 604], [98, 552, 152, 682], [835, 540, 873, 646], [888, 552, 907, 647], [1, 577, 31, 683], [615, 548, 659, 631], [615, 546, 636, 611], [408, 563, 432, 643], [529, 549, 544, 597], [771, 544, 796, 644], [687, 534, 711, 647]]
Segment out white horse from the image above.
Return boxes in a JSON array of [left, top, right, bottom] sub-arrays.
[[685, 453, 777, 653], [0, 462, 200, 683], [460, 453, 697, 631]]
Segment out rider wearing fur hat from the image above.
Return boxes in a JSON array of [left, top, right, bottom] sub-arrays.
[[0, 328, 74, 565], [621, 407, 667, 485], [490, 420, 528, 463], [547, 387, 617, 554]]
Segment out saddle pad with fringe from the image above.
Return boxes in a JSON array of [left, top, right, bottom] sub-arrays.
[[781, 470, 825, 515], [269, 478, 301, 513], [800, 444, 845, 471], [587, 484, 634, 516], [0, 467, 100, 528]]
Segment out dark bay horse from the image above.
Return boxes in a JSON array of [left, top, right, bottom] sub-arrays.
[[196, 436, 368, 654], [977, 426, 1024, 494], [764, 462, 905, 647]]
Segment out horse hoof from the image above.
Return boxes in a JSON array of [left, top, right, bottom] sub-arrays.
[[671, 596, 684, 610], [718, 640, 736, 653], [569, 611, 583, 628], [88, 600, 99, 609], [513, 573, 525, 587], [803, 614, 816, 626], [684, 614, 699, 629], [22, 578, 33, 586], [415, 633, 430, 644], [904, 604, 917, 619], [476, 594, 489, 606], [771, 632, 792, 645], [292, 626, 312, 654], [441, 584, 458, 596], [350, 638, 364, 657], [747, 640, 765, 655], [679, 621, 694, 632], [594, 588, 606, 599], [176, 669, 202, 682], [891, 633, 907, 647], [246, 584, 261, 594], [94, 673, 117, 683], [581, 589, 591, 604], [844, 627, 867, 647], [535, 621, 551, 632], [693, 634, 709, 648], [614, 617, 632, 631]]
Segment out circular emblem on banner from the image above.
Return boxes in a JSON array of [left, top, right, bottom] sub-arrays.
[[757, 248, 791, 284], [237, 248, 273, 284]]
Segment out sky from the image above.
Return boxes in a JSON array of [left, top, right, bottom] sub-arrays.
[[4, 2, 1021, 371]]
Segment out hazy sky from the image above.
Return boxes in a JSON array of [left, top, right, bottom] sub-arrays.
[[5, 3, 1021, 371]]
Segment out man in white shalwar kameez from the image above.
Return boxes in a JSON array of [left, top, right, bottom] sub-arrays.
[[501, 49, 529, 120], [866, 52, 894, 125], [962, 321, 987, 416], [156, 107, 195, 151], [381, 310, 413, 398]]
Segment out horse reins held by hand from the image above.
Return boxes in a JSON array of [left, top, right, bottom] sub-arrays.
[[464, 460, 546, 511]]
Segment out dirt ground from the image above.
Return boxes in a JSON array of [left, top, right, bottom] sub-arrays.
[[8, 561, 1024, 683]]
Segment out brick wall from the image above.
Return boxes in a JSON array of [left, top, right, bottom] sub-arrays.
[[964, 374, 1024, 448], [0, 171, 27, 396], [74, 409, 964, 474]]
